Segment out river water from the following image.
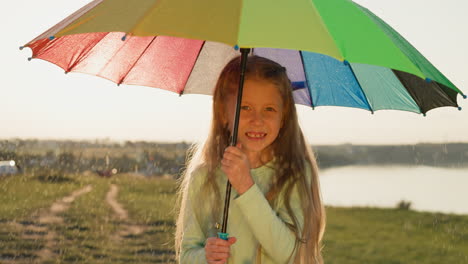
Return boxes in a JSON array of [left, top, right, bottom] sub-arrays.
[[319, 165, 468, 215]]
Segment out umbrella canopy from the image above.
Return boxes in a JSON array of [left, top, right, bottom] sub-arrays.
[[23, 0, 465, 115]]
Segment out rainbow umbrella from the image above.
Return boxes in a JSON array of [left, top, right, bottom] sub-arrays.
[[21, 0, 465, 236], [22, 0, 465, 114]]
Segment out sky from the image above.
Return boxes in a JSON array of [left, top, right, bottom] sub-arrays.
[[1, 0, 467, 145]]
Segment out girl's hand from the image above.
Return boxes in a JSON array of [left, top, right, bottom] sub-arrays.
[[221, 143, 254, 195], [205, 237, 237, 264]]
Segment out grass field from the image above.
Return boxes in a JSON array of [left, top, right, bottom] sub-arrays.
[[1, 172, 467, 263]]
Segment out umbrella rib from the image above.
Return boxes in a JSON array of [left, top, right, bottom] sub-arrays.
[[346, 62, 374, 113], [235, 0, 244, 47], [66, 33, 111, 73], [117, 36, 158, 85], [299, 50, 315, 109], [179, 41, 206, 96], [391, 69, 461, 115], [391, 69, 424, 115]]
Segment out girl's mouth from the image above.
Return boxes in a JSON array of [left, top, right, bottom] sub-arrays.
[[245, 132, 267, 139]]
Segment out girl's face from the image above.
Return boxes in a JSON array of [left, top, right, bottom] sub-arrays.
[[224, 78, 284, 162]]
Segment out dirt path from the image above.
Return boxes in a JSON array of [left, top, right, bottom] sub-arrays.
[[106, 184, 145, 238], [5, 184, 145, 263], [39, 185, 93, 224], [106, 184, 128, 220], [12, 185, 93, 263]]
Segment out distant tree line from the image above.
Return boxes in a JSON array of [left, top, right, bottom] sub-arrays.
[[1, 140, 467, 177], [0, 139, 189, 177], [314, 143, 468, 169]]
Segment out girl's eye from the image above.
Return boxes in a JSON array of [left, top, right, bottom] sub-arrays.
[[241, 105, 250, 110], [265, 107, 276, 112]]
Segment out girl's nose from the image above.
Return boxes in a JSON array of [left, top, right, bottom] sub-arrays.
[[250, 111, 264, 124]]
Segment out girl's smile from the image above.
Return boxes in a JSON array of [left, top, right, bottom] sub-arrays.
[[225, 78, 284, 167], [245, 131, 267, 139]]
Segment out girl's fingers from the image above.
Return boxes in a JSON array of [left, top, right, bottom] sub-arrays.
[[224, 146, 245, 156], [223, 151, 245, 164], [208, 252, 229, 260], [206, 237, 234, 248], [206, 248, 229, 263], [205, 237, 236, 264], [221, 154, 240, 167], [208, 260, 227, 264], [222, 151, 237, 160], [222, 152, 241, 163], [206, 244, 230, 253], [207, 258, 226, 264], [214, 237, 234, 247], [228, 237, 237, 245], [221, 158, 228, 166], [221, 159, 234, 170]]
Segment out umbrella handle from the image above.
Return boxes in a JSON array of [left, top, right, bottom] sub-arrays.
[[220, 48, 251, 236], [217, 232, 229, 241]]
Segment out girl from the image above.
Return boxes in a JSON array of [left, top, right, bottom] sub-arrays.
[[175, 56, 325, 264]]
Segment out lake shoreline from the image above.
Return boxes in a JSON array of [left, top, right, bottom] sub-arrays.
[[320, 165, 468, 216]]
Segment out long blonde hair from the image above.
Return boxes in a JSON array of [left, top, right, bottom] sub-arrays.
[[175, 55, 325, 263]]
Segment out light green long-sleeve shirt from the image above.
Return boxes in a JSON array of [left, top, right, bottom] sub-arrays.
[[180, 161, 307, 264]]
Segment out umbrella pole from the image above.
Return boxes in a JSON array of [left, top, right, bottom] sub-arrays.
[[219, 48, 251, 239]]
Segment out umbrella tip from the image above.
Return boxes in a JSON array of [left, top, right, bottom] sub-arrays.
[[19, 46, 24, 50], [463, 94, 467, 99], [423, 113, 427, 117], [49, 36, 55, 40], [343, 60, 350, 66], [458, 106, 462, 111], [425, 78, 432, 83], [234, 44, 239, 50], [121, 34, 127, 41], [27, 57, 32, 61]]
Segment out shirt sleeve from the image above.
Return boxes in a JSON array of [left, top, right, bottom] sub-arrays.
[[179, 173, 208, 264], [234, 180, 304, 264]]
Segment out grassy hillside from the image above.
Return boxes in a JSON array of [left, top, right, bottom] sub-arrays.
[[1, 173, 467, 263]]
